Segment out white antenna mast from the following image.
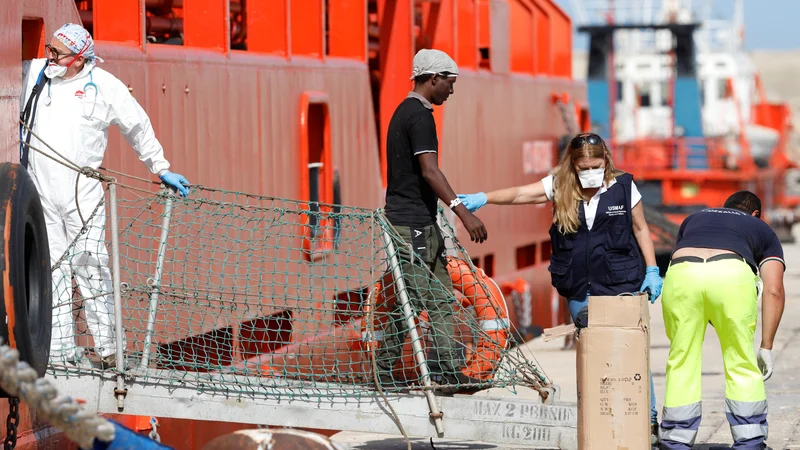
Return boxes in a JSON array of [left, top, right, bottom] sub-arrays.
[[733, 0, 744, 51]]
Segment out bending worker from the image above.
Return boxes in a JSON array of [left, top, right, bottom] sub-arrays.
[[458, 132, 663, 442], [20, 24, 190, 368], [376, 49, 487, 393], [659, 191, 784, 450]]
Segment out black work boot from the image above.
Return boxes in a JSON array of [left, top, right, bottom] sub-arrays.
[[431, 372, 491, 395], [375, 373, 395, 389]]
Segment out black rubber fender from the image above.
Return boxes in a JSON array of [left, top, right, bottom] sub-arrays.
[[0, 162, 52, 390]]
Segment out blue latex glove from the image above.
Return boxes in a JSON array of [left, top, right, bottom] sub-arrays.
[[159, 170, 190, 198], [640, 266, 663, 304], [457, 192, 487, 213]]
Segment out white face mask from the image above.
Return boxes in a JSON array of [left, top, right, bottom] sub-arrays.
[[44, 62, 68, 79], [577, 168, 605, 189]]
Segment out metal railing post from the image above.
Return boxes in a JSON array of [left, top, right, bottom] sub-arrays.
[[108, 182, 126, 410], [380, 229, 444, 435], [139, 194, 173, 370]]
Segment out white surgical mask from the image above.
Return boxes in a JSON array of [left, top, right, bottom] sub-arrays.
[[45, 63, 67, 79], [578, 168, 605, 189]]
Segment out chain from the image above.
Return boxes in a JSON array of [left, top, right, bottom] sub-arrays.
[[4, 398, 19, 450]]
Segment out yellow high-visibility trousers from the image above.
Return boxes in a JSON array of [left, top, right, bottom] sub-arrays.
[[660, 258, 768, 450]]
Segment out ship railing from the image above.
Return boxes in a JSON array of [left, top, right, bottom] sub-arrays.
[[39, 165, 553, 419], [613, 135, 755, 174]]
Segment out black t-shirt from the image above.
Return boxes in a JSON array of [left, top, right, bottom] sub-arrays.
[[674, 208, 785, 272], [384, 95, 439, 226]]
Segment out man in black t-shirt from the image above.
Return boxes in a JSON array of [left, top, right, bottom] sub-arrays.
[[659, 191, 785, 450], [377, 49, 487, 393]]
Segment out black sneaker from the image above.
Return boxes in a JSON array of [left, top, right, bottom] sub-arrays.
[[374, 373, 408, 392], [63, 355, 93, 369], [431, 372, 491, 394], [428, 373, 454, 394], [101, 354, 117, 370]]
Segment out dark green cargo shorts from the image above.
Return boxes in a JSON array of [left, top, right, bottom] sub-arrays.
[[375, 223, 460, 377], [393, 224, 454, 303]]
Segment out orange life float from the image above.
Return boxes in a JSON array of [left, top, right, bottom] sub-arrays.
[[361, 257, 509, 382], [446, 256, 510, 381]]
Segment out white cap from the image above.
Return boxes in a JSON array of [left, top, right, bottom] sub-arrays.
[[410, 49, 458, 80]]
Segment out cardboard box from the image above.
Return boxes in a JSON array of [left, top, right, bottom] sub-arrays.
[[576, 295, 651, 450]]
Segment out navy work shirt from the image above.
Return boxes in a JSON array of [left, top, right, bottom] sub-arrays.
[[673, 208, 786, 273]]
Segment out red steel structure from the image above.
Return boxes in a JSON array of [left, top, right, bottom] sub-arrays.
[[612, 80, 797, 244], [1, 0, 584, 447]]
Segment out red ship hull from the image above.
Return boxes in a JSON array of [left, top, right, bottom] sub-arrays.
[[1, 0, 584, 447]]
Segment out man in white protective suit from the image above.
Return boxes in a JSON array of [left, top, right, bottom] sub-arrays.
[[20, 23, 190, 369]]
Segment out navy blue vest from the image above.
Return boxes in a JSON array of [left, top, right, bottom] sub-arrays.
[[547, 173, 644, 299]]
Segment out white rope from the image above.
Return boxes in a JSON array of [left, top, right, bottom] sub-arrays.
[[0, 342, 115, 449]]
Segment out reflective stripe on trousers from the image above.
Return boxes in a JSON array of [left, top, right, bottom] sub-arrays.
[[660, 402, 702, 447], [660, 259, 767, 449], [726, 398, 768, 445]]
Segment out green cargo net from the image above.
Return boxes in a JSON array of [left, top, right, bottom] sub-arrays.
[[46, 179, 552, 402]]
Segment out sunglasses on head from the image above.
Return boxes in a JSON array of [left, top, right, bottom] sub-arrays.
[[570, 133, 603, 148]]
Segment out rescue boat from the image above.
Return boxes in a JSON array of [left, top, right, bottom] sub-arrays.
[[1, 0, 585, 447], [572, 0, 799, 255]]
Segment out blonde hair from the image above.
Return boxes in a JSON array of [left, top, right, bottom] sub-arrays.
[[551, 134, 622, 234]]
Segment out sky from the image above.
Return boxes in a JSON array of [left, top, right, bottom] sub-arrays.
[[552, 0, 800, 51]]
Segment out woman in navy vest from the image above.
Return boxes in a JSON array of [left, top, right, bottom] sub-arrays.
[[457, 133, 663, 442]]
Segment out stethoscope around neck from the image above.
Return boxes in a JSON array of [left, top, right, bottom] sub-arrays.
[[43, 69, 98, 119]]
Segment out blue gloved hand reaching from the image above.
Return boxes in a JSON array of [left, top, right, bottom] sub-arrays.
[[641, 266, 663, 304], [457, 192, 487, 213], [159, 170, 190, 198]]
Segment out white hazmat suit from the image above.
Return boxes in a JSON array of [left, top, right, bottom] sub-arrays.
[[21, 28, 185, 362]]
